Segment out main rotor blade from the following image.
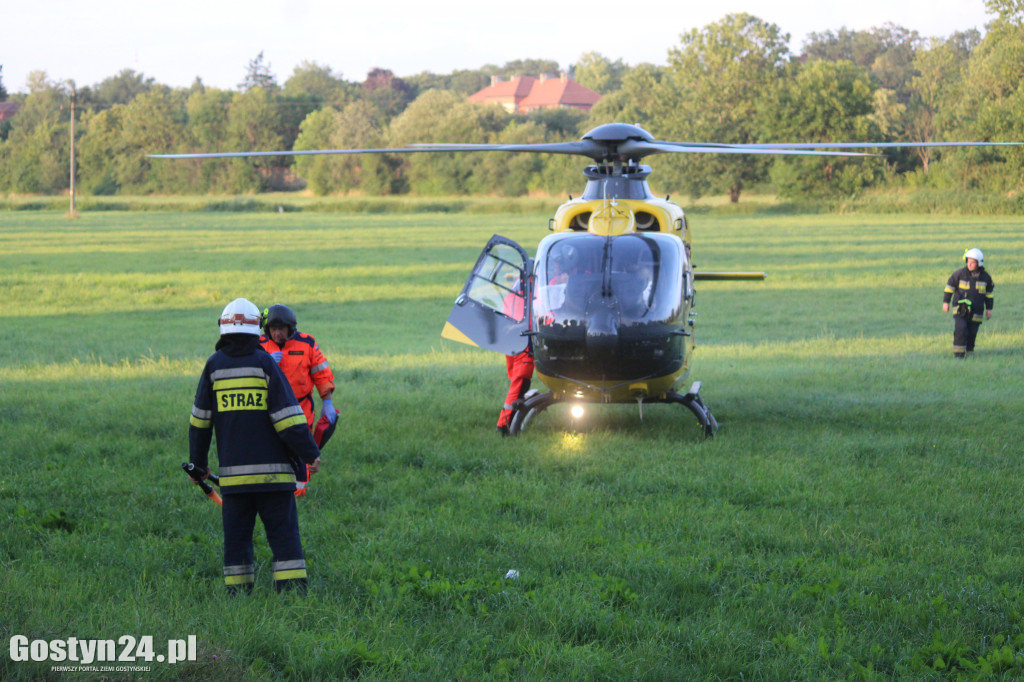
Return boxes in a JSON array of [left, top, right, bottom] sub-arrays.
[[148, 147, 460, 159], [415, 140, 881, 158], [413, 140, 879, 159], [649, 140, 1024, 150], [619, 140, 880, 158], [149, 140, 613, 161], [410, 141, 607, 156], [149, 137, 1021, 162]]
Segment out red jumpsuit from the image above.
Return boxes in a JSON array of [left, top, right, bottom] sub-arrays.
[[496, 287, 534, 431]]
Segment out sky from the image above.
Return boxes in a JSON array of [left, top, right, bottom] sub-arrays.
[[2, 0, 995, 93]]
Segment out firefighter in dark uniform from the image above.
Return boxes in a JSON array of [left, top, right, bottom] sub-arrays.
[[942, 248, 994, 358], [189, 298, 322, 593]]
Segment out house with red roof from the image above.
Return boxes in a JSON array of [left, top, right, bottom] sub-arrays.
[[469, 73, 600, 114]]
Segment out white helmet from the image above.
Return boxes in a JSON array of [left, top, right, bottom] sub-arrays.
[[964, 248, 984, 266], [218, 298, 262, 336]]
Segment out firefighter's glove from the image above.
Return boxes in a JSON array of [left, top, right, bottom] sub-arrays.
[[322, 399, 338, 425], [269, 351, 283, 363]]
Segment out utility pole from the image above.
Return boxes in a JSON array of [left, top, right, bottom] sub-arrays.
[[68, 84, 78, 218]]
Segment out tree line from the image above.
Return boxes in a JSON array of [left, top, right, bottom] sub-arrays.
[[1, 4, 1023, 201]]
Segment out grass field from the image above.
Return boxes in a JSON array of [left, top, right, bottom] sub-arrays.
[[2, 208, 1024, 680]]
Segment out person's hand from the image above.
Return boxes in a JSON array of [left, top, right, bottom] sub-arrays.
[[269, 351, 282, 363], [322, 398, 338, 425], [942, 303, 949, 313], [985, 309, 992, 320], [307, 458, 321, 475]]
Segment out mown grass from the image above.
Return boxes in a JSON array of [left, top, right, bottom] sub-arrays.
[[1, 209, 1023, 680]]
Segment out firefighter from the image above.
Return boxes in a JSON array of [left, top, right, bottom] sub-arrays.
[[189, 298, 322, 593], [259, 304, 338, 495], [942, 248, 995, 358]]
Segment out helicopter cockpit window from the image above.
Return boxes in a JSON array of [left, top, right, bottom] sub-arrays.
[[607, 235, 683, 322], [609, 237, 658, 317], [533, 233, 684, 329], [465, 243, 527, 322], [534, 235, 600, 320]]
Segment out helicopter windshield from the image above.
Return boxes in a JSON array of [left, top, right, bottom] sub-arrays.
[[534, 232, 685, 327], [532, 232, 688, 382]]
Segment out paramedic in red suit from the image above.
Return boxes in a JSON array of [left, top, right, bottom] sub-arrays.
[[260, 304, 337, 495], [496, 281, 534, 436]]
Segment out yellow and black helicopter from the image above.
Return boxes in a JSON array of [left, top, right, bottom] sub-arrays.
[[152, 123, 1021, 436]]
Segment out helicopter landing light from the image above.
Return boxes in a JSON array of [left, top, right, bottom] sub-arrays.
[[570, 404, 585, 420]]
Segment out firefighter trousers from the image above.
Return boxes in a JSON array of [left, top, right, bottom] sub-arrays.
[[222, 491, 307, 593], [953, 317, 981, 356]]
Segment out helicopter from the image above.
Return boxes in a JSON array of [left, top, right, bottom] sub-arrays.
[[151, 122, 1023, 436]]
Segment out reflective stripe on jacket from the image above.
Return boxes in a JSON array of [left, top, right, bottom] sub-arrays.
[[943, 266, 995, 323], [259, 332, 335, 427], [189, 337, 320, 495]]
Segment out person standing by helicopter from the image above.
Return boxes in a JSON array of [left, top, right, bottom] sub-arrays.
[[942, 248, 994, 358], [260, 304, 338, 493], [496, 277, 534, 436]]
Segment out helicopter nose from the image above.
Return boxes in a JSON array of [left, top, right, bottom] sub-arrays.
[[585, 306, 618, 353]]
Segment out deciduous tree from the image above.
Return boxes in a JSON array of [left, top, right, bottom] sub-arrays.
[[222, 87, 285, 192], [293, 100, 392, 195], [0, 71, 69, 193], [283, 61, 354, 108], [758, 60, 885, 197], [572, 52, 626, 94], [183, 88, 235, 192], [659, 13, 791, 201], [388, 90, 509, 194], [78, 88, 190, 194], [87, 69, 155, 109], [939, 1, 1024, 190], [904, 35, 975, 173]]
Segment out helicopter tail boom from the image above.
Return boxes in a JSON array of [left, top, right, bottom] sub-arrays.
[[693, 272, 767, 280]]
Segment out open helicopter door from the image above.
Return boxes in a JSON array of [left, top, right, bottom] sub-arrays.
[[442, 235, 532, 356]]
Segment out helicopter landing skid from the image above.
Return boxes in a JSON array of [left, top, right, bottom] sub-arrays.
[[507, 391, 558, 436], [507, 382, 718, 438], [664, 382, 718, 438]]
